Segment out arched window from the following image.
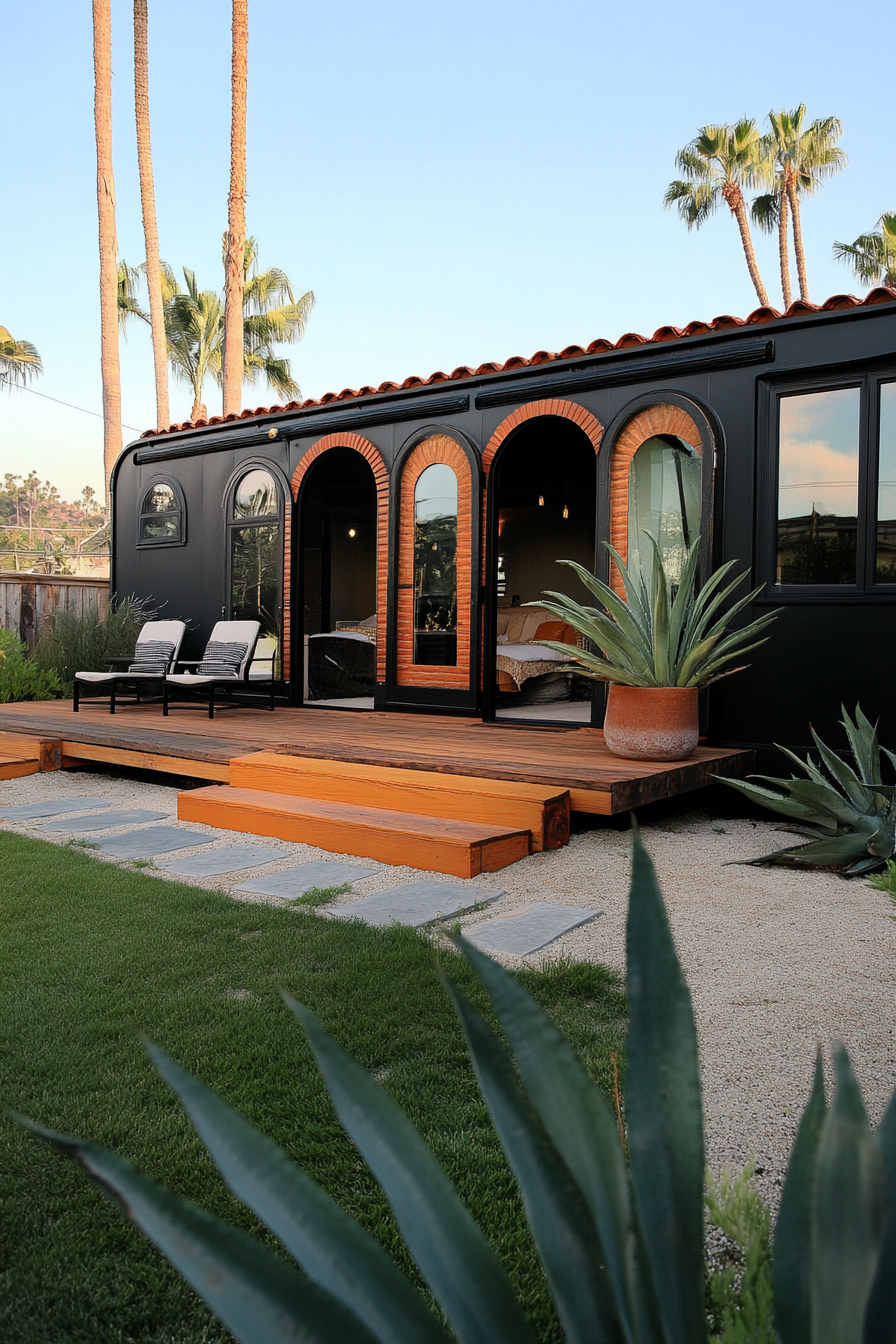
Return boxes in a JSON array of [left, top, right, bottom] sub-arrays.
[[413, 462, 458, 666], [137, 477, 185, 545], [627, 434, 701, 582], [227, 466, 283, 669]]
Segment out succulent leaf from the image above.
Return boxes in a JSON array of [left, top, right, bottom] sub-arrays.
[[774, 1052, 827, 1344]]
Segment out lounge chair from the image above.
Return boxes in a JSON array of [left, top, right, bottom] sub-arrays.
[[162, 621, 276, 718], [73, 619, 186, 714]]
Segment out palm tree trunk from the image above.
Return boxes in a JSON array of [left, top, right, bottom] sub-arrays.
[[134, 0, 169, 433], [788, 180, 810, 301], [92, 0, 122, 504], [222, 0, 248, 417], [723, 182, 770, 307], [777, 184, 792, 310]]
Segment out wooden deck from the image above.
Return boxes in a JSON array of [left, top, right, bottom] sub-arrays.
[[0, 700, 752, 815]]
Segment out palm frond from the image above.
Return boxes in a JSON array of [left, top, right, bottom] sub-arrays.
[[0, 326, 43, 388]]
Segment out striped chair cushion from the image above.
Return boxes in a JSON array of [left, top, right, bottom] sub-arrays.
[[198, 641, 247, 677], [128, 640, 175, 674]]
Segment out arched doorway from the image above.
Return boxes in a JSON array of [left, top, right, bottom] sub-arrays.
[[486, 415, 598, 723], [299, 447, 379, 707]]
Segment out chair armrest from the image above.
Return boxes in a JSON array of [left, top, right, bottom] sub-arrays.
[[103, 655, 135, 666]]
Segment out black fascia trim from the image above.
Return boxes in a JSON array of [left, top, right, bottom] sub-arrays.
[[474, 338, 775, 409], [131, 391, 471, 464]]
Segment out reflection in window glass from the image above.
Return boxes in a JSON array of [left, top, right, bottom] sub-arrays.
[[139, 481, 181, 541], [877, 383, 896, 582], [413, 463, 458, 666], [230, 524, 281, 669], [777, 387, 860, 584], [233, 468, 278, 519], [627, 436, 701, 583]]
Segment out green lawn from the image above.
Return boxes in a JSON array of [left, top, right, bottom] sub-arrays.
[[0, 833, 626, 1343]]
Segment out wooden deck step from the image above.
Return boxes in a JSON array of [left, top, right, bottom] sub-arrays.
[[229, 751, 570, 851], [0, 754, 40, 781], [179, 784, 531, 878]]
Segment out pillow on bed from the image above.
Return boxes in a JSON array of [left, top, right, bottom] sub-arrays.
[[535, 621, 577, 645]]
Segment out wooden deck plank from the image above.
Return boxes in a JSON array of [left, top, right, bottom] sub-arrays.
[[0, 700, 753, 813]]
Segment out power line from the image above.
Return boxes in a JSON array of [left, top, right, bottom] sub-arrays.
[[8, 383, 143, 433]]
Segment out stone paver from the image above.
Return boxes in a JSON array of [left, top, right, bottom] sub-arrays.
[[95, 826, 214, 859], [466, 902, 601, 956], [330, 880, 502, 927], [40, 809, 168, 833], [0, 797, 111, 820], [235, 861, 376, 898], [159, 844, 285, 877]]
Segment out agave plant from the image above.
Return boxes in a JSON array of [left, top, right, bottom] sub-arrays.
[[534, 537, 779, 689], [15, 830, 896, 1343], [721, 704, 896, 874]]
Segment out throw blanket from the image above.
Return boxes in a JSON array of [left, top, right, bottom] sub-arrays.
[[496, 643, 571, 690]]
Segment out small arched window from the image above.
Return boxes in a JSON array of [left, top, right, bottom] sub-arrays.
[[627, 435, 701, 583], [413, 462, 458, 666], [227, 466, 283, 672], [138, 477, 185, 545]]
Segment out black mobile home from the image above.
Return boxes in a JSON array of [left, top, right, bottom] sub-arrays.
[[111, 286, 896, 753]]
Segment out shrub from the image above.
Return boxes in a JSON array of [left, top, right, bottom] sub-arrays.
[[32, 593, 160, 690], [0, 629, 64, 703], [16, 831, 896, 1343]]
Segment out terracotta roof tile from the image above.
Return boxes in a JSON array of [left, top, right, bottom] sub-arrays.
[[139, 287, 896, 437]]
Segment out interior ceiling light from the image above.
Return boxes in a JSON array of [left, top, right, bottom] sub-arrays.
[[348, 528, 356, 537]]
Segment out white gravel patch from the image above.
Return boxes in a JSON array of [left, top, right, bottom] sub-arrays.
[[4, 767, 894, 1205]]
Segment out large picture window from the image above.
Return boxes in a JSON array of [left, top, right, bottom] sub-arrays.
[[413, 463, 458, 666], [227, 466, 282, 672], [769, 373, 896, 594]]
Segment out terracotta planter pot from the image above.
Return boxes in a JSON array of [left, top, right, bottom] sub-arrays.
[[603, 684, 699, 761]]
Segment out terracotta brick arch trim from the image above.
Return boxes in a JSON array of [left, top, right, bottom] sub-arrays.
[[291, 432, 389, 683], [608, 403, 703, 591], [482, 398, 604, 477], [397, 434, 473, 690]]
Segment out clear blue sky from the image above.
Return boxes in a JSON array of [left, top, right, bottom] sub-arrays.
[[0, 0, 888, 501]]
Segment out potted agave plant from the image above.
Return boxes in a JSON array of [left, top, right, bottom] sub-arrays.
[[535, 538, 779, 761]]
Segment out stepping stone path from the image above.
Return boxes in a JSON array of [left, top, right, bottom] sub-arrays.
[[465, 903, 600, 956], [160, 844, 285, 877], [0, 797, 111, 820], [95, 826, 215, 859], [330, 880, 502, 928], [40, 809, 168, 833], [235, 861, 376, 899]]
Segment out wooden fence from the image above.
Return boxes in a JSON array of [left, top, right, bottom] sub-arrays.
[[0, 575, 110, 653]]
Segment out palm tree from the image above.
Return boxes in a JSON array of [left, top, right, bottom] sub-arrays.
[[117, 261, 148, 333], [163, 266, 224, 422], [162, 241, 313, 421], [92, 0, 122, 502], [134, 0, 170, 432], [834, 214, 896, 290], [0, 327, 42, 389], [665, 120, 770, 308], [222, 0, 248, 416], [753, 106, 846, 304], [237, 237, 314, 401]]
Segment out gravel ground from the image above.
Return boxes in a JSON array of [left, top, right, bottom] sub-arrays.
[[3, 766, 893, 1207]]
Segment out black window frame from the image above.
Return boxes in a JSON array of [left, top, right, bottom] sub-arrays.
[[757, 366, 896, 604], [222, 460, 287, 675], [135, 474, 186, 548]]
